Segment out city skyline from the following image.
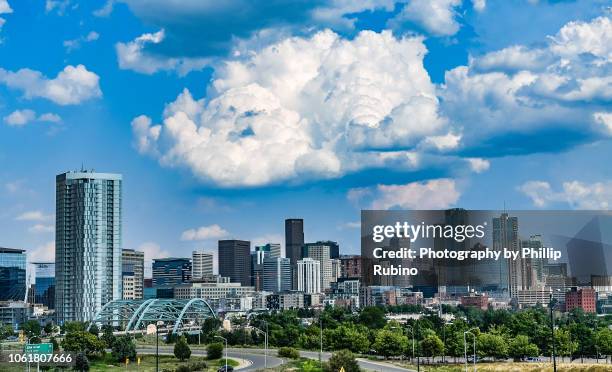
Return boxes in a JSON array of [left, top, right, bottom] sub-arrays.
[[1, 2, 611, 270]]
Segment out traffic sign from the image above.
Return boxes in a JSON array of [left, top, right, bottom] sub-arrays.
[[24, 343, 53, 355]]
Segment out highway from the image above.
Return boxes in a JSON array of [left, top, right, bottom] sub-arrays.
[[137, 346, 416, 371]]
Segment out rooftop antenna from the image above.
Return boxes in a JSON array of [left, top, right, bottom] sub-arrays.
[[80, 163, 85, 172]]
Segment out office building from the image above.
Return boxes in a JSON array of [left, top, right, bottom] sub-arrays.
[[152, 258, 192, 287], [565, 287, 596, 313], [285, 219, 304, 265], [0, 247, 27, 301], [218, 240, 251, 286], [0, 302, 32, 328], [192, 251, 214, 279], [263, 257, 291, 293], [492, 213, 518, 296], [302, 242, 333, 290], [55, 171, 122, 324], [297, 258, 321, 294], [122, 249, 144, 299], [32, 262, 55, 309], [251, 245, 270, 291]]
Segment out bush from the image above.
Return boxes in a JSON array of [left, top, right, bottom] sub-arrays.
[[278, 347, 300, 359], [111, 336, 137, 362], [175, 366, 191, 372], [206, 342, 223, 360], [188, 361, 208, 371], [174, 336, 192, 361], [74, 352, 90, 371], [324, 350, 360, 372]]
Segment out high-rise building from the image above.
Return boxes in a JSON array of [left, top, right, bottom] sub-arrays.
[[32, 262, 55, 309], [285, 219, 304, 265], [55, 171, 122, 324], [122, 249, 144, 299], [265, 243, 282, 258], [152, 258, 192, 287], [251, 245, 270, 291], [192, 251, 213, 279], [218, 240, 251, 286], [492, 213, 518, 297], [0, 247, 27, 301], [297, 258, 321, 294], [263, 257, 291, 293], [340, 255, 362, 279], [302, 243, 333, 290]]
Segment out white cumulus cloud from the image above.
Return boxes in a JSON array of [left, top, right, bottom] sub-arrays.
[[28, 224, 55, 233], [28, 241, 55, 262], [132, 30, 455, 187], [16, 210, 53, 221], [519, 180, 612, 209], [389, 0, 462, 36], [0, 64, 101, 105], [181, 224, 229, 241], [3, 109, 61, 126]]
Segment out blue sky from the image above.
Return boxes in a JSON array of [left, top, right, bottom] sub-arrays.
[[0, 0, 610, 275]]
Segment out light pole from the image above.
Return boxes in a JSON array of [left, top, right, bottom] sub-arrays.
[[405, 325, 415, 363], [246, 325, 268, 368], [156, 321, 164, 372], [214, 335, 228, 371], [319, 314, 323, 367], [463, 328, 478, 372], [549, 289, 557, 372]]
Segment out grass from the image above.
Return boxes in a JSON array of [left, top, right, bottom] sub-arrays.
[[396, 362, 612, 371], [0, 353, 239, 372]]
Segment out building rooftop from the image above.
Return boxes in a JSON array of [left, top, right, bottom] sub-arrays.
[[0, 247, 26, 254]]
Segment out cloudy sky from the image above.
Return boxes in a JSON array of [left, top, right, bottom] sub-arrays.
[[0, 0, 611, 274]]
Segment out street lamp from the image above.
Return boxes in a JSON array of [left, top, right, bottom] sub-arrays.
[[463, 327, 478, 372], [549, 289, 558, 372], [156, 320, 164, 372], [214, 335, 228, 371], [246, 325, 268, 368], [405, 325, 415, 363]]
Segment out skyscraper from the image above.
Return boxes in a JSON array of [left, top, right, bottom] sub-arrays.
[[122, 249, 144, 299], [302, 242, 333, 290], [55, 171, 122, 324], [251, 245, 270, 290], [297, 258, 321, 294], [493, 213, 518, 297], [285, 219, 304, 265], [218, 240, 251, 286], [0, 247, 26, 301], [32, 262, 55, 309], [192, 251, 214, 279], [263, 257, 291, 292]]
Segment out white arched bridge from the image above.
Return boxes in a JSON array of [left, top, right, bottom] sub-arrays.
[[88, 298, 217, 336]]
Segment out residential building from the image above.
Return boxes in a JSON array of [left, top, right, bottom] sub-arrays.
[[302, 242, 333, 290], [0, 301, 32, 328], [55, 171, 122, 324], [297, 258, 321, 294], [339, 255, 361, 279], [218, 240, 251, 286], [460, 292, 489, 310]]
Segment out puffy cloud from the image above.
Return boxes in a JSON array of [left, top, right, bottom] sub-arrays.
[[440, 15, 612, 155], [0, 0, 11, 14], [0, 64, 101, 105], [28, 224, 55, 233], [3, 109, 62, 126], [28, 241, 55, 262], [389, 0, 462, 36], [133, 30, 456, 187], [519, 180, 612, 209], [349, 178, 460, 209], [137, 242, 171, 277], [466, 158, 490, 173], [116, 30, 209, 75], [64, 31, 99, 52], [16, 210, 53, 221], [472, 0, 485, 12], [181, 224, 229, 241], [594, 112, 612, 134]]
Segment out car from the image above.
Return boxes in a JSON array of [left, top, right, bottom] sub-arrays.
[[217, 365, 234, 372]]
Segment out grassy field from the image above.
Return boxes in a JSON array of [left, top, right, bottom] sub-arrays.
[[396, 362, 612, 371], [0, 354, 239, 372]]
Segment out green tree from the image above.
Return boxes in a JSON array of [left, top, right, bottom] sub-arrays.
[[111, 336, 137, 362], [61, 331, 104, 356], [87, 323, 99, 336], [324, 350, 360, 372], [476, 333, 507, 360], [358, 307, 386, 329], [372, 327, 408, 358], [101, 325, 116, 348], [327, 323, 370, 353], [174, 336, 191, 361], [21, 320, 42, 338], [0, 324, 13, 340], [595, 328, 612, 362], [278, 346, 300, 359], [74, 352, 90, 371], [421, 334, 444, 362], [206, 342, 223, 360], [555, 328, 578, 362], [508, 335, 539, 361], [62, 321, 87, 334], [50, 336, 60, 352], [43, 322, 55, 335]]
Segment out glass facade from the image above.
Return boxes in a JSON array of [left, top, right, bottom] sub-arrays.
[[55, 171, 122, 324], [0, 247, 27, 301], [33, 262, 55, 309]]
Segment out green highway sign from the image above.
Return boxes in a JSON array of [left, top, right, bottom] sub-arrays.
[[24, 343, 53, 354]]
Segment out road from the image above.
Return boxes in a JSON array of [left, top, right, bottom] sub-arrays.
[[138, 346, 416, 372]]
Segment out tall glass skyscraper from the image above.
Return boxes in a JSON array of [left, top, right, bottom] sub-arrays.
[[32, 262, 55, 309], [55, 171, 122, 324], [0, 247, 27, 301]]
